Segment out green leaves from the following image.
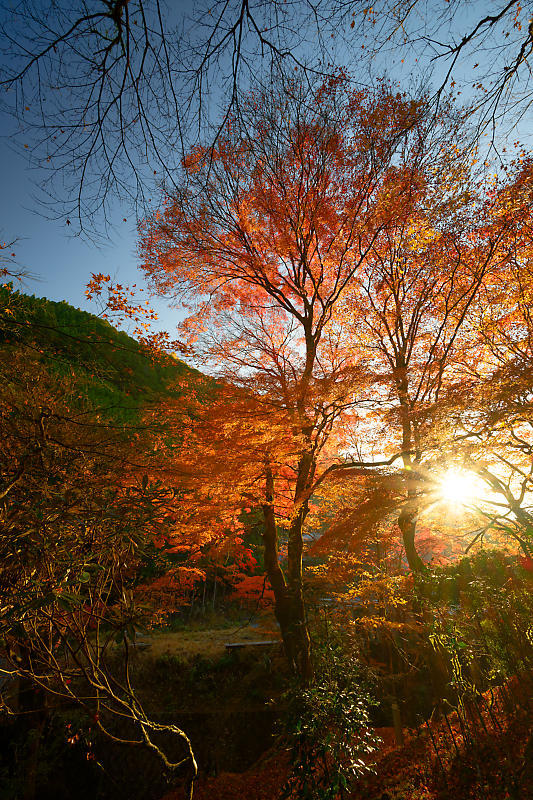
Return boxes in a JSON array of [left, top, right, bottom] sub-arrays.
[[55, 591, 84, 612], [280, 641, 380, 800]]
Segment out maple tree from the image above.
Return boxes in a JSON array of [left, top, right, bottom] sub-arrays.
[[428, 159, 533, 557], [83, 78, 533, 659], [298, 144, 533, 574], [138, 77, 472, 678], [335, 135, 528, 569]]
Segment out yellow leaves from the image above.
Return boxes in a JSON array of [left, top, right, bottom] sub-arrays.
[[354, 616, 407, 633]]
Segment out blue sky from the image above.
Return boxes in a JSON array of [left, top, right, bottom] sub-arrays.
[[0, 0, 198, 335], [1, 141, 139, 304], [0, 63, 183, 338], [0, 139, 182, 333], [1, 1, 532, 341]]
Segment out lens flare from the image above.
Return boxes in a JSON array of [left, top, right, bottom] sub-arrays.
[[438, 469, 483, 506]]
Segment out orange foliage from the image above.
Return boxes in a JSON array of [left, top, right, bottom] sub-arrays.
[[83, 79, 533, 633]]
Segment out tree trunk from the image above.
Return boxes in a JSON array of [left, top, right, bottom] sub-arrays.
[[397, 371, 425, 573], [17, 648, 46, 800], [286, 505, 313, 683], [398, 504, 426, 573], [262, 467, 313, 683]]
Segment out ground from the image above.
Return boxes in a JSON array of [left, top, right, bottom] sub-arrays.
[[161, 689, 532, 800], [141, 619, 281, 661]]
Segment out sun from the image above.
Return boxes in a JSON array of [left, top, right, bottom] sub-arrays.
[[438, 468, 484, 506]]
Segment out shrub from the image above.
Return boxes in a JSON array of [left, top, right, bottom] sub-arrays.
[[280, 640, 380, 800]]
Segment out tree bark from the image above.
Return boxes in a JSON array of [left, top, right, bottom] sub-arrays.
[[398, 503, 426, 573], [397, 366, 425, 572], [286, 506, 313, 683], [262, 466, 313, 683]]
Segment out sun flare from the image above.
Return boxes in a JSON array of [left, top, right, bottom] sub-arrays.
[[438, 469, 484, 506]]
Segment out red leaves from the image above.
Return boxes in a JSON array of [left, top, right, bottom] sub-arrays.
[[519, 555, 533, 571], [228, 574, 274, 605]]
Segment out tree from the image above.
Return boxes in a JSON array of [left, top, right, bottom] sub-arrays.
[[0, 0, 348, 234], [0, 293, 198, 798], [434, 159, 533, 557], [138, 77, 451, 678], [337, 129, 519, 570], [344, 155, 533, 566], [2, 0, 532, 235], [347, 0, 533, 142]]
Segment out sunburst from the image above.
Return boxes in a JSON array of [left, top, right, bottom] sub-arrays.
[[438, 468, 485, 507]]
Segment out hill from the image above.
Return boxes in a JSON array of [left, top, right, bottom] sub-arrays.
[[0, 285, 199, 422]]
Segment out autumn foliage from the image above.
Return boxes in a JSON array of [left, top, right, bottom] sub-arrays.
[[133, 76, 533, 684], [5, 71, 533, 800]]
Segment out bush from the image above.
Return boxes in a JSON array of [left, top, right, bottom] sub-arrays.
[[280, 639, 380, 800]]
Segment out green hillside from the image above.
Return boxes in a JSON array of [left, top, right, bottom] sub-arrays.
[[0, 286, 198, 422]]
